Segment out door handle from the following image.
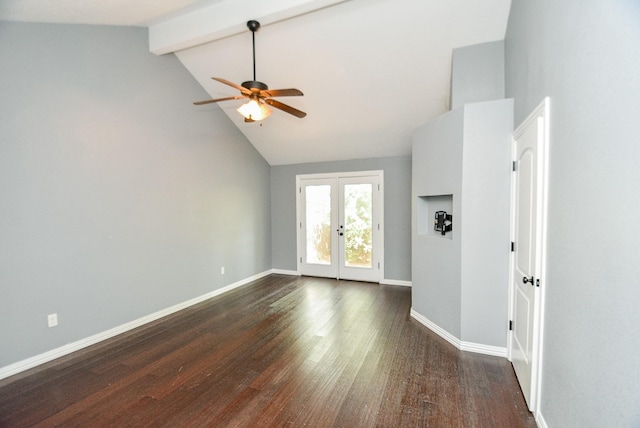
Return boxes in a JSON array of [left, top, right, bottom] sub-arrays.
[[522, 276, 534, 285]]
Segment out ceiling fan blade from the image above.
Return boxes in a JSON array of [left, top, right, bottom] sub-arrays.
[[265, 99, 307, 118], [193, 95, 245, 105], [212, 77, 252, 95], [261, 88, 304, 98]]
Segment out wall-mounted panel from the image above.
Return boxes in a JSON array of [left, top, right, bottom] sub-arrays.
[[417, 195, 453, 240]]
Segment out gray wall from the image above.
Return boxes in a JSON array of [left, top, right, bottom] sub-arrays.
[[460, 100, 512, 347], [0, 23, 271, 368], [505, 1, 640, 426], [412, 99, 512, 347], [412, 109, 463, 338], [451, 40, 505, 109], [271, 157, 411, 282]]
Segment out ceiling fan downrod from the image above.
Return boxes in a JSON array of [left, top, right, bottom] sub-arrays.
[[242, 20, 267, 91], [248, 20, 259, 82]]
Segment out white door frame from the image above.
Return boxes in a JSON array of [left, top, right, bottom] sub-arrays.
[[507, 97, 550, 418], [296, 170, 384, 282]]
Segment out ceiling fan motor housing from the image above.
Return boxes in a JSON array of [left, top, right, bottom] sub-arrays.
[[242, 80, 268, 91]]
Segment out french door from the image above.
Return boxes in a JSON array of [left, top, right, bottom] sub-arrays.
[[297, 171, 383, 282]]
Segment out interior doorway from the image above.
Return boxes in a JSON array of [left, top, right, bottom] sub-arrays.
[[508, 98, 550, 414], [296, 171, 383, 282]]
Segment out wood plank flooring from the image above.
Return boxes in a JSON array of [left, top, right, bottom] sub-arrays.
[[0, 274, 536, 427]]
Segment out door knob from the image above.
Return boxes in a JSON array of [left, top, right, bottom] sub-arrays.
[[522, 276, 534, 285]]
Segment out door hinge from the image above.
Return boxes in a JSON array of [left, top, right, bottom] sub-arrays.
[[511, 241, 515, 252], [536, 278, 540, 287], [378, 184, 380, 191], [300, 222, 302, 229], [300, 257, 302, 263], [512, 161, 517, 171], [378, 262, 380, 269], [299, 187, 302, 194], [509, 320, 513, 331]]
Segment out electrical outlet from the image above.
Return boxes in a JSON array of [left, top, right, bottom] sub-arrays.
[[221, 267, 225, 275], [47, 313, 58, 328]]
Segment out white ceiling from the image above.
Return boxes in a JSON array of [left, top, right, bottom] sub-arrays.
[[0, 0, 512, 165]]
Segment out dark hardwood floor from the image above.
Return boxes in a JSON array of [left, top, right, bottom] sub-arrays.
[[0, 275, 536, 427]]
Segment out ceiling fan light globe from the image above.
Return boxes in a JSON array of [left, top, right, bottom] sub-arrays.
[[237, 99, 271, 121]]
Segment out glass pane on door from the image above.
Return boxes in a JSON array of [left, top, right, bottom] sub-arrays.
[[343, 183, 373, 268], [305, 185, 332, 265]]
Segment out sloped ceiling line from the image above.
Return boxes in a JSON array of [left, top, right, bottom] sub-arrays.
[[148, 0, 350, 55], [0, 0, 512, 166]]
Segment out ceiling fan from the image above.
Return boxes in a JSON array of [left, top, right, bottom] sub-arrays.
[[194, 20, 306, 122]]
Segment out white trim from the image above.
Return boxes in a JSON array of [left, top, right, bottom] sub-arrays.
[[271, 269, 300, 276], [380, 279, 412, 287], [534, 97, 550, 424], [536, 412, 548, 428], [0, 269, 273, 381], [410, 309, 462, 349], [270, 272, 410, 286], [296, 170, 385, 180], [460, 342, 507, 358], [410, 309, 507, 358]]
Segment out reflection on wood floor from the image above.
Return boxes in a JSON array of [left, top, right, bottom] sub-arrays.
[[0, 274, 536, 427]]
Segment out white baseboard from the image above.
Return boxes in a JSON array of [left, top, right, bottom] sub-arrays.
[[460, 341, 507, 358], [410, 308, 507, 358], [535, 411, 548, 428], [0, 269, 273, 381], [380, 278, 412, 287], [269, 270, 410, 288], [410, 309, 461, 349], [268, 270, 410, 287], [270, 269, 300, 276]]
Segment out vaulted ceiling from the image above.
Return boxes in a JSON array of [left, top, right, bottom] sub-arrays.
[[0, 0, 511, 165]]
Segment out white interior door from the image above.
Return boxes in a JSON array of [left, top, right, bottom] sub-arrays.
[[509, 98, 549, 412], [510, 120, 538, 407], [298, 172, 383, 282]]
